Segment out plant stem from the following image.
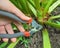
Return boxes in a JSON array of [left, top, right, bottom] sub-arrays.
[[44, 0, 53, 15], [42, 29, 51, 48], [48, 0, 60, 13], [49, 15, 60, 20], [45, 20, 60, 28], [7, 37, 22, 48]]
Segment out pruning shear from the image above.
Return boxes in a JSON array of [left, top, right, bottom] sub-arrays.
[[0, 10, 43, 38]]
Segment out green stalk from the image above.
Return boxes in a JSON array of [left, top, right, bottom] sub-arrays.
[[42, 29, 51, 48], [44, 0, 53, 15], [45, 20, 60, 28], [49, 15, 60, 20], [0, 42, 8, 48], [10, 0, 22, 10], [10, 0, 17, 6], [48, 0, 60, 13], [10, 0, 26, 14], [18, 0, 29, 14], [28, 0, 35, 7], [16, 0, 26, 13], [7, 37, 22, 48], [33, 0, 40, 11], [27, 1, 37, 16]]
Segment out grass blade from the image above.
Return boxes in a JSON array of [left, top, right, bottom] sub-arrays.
[[18, 0, 30, 14], [27, 1, 37, 16], [28, 0, 35, 7], [56, 21, 60, 24], [0, 42, 8, 48], [42, 29, 51, 48], [7, 37, 22, 48], [33, 0, 40, 11], [44, 0, 53, 14], [48, 0, 60, 13], [49, 14, 60, 20], [45, 20, 60, 28]]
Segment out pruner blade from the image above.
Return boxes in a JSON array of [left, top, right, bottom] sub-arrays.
[[30, 20, 43, 35]]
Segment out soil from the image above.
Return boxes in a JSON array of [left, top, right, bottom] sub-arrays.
[[15, 7, 60, 48]]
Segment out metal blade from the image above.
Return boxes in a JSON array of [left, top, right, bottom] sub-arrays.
[[31, 20, 43, 31]]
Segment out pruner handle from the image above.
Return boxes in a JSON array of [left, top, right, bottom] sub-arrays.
[[0, 10, 26, 23]]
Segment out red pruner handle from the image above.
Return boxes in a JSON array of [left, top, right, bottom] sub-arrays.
[[24, 31, 30, 37]]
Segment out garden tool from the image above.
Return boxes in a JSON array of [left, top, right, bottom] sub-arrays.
[[0, 10, 43, 38]]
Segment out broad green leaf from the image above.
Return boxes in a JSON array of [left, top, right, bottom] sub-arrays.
[[42, 29, 51, 48], [48, 0, 60, 13]]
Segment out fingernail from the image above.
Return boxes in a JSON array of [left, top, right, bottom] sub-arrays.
[[11, 38, 16, 42], [3, 38, 8, 42], [27, 18, 32, 24]]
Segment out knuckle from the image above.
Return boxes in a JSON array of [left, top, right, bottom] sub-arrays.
[[0, 26, 4, 31]]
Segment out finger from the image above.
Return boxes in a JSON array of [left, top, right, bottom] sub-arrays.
[[6, 0, 32, 21], [13, 22, 25, 32], [5, 24, 16, 42], [14, 22, 30, 37], [0, 26, 8, 42], [0, 0, 32, 22], [26, 18, 33, 24], [0, 0, 17, 13]]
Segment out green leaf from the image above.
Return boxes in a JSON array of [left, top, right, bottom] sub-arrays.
[[19, 0, 28, 13], [56, 21, 60, 25], [10, 0, 18, 6], [48, 0, 60, 13], [28, 0, 35, 7], [44, 0, 53, 14], [23, 24, 29, 30], [33, 0, 40, 11], [27, 1, 37, 16], [7, 37, 22, 48], [45, 20, 60, 28], [0, 42, 8, 48], [49, 14, 60, 20], [10, 0, 26, 13], [42, 29, 51, 48]]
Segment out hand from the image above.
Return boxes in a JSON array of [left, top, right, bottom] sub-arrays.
[[0, 0, 32, 23], [0, 16, 27, 42], [0, 0, 32, 42]]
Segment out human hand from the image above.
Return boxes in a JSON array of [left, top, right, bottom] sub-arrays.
[[0, 16, 28, 42], [0, 0, 32, 42], [0, 0, 32, 23]]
